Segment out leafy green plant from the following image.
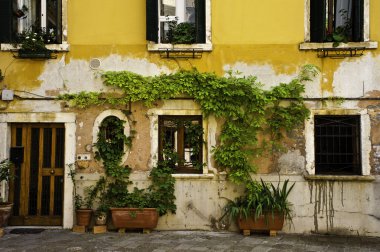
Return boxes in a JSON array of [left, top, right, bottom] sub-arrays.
[[0, 159, 12, 183], [94, 116, 132, 178], [325, 9, 352, 47], [148, 162, 176, 215], [60, 65, 317, 185], [103, 163, 176, 216], [167, 21, 196, 44], [224, 179, 295, 222], [68, 164, 94, 210], [90, 114, 176, 216], [14, 27, 56, 52], [86, 176, 108, 214]]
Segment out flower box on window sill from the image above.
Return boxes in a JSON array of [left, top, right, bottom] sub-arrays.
[[15, 49, 56, 59]]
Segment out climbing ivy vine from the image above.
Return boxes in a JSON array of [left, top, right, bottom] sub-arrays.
[[59, 65, 318, 184]]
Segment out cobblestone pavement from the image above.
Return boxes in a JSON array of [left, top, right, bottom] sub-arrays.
[[1, 229, 380, 252]]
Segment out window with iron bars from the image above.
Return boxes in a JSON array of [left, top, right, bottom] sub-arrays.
[[314, 115, 361, 175]]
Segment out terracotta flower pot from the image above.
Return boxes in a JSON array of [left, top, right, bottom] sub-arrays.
[[238, 212, 284, 236], [95, 213, 107, 226], [110, 208, 158, 229], [0, 202, 13, 227], [76, 209, 93, 226]]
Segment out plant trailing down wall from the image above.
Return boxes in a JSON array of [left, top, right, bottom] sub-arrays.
[[59, 65, 318, 184], [94, 116, 176, 216]]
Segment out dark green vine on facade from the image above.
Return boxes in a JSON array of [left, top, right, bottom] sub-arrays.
[[93, 115, 176, 215], [60, 65, 318, 184]]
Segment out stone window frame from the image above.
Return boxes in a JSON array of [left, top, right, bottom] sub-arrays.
[[146, 0, 212, 51], [0, 0, 69, 51], [305, 109, 371, 176], [148, 100, 214, 179], [158, 115, 204, 174], [299, 0, 378, 50], [92, 110, 131, 164]]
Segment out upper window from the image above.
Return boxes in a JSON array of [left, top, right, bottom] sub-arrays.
[[146, 0, 206, 44], [314, 115, 361, 175], [310, 0, 364, 43], [158, 115, 203, 174], [0, 0, 62, 44]]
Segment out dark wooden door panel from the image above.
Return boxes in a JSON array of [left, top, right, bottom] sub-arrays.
[[9, 124, 65, 226]]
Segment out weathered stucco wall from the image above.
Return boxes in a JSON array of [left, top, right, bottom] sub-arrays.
[[1, 0, 380, 235]]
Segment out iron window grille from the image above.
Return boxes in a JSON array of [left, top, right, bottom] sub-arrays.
[[314, 115, 361, 175]]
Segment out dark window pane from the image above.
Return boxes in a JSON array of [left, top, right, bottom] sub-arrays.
[[159, 115, 203, 174], [28, 128, 40, 215], [54, 176, 63, 215], [314, 115, 361, 175], [43, 128, 52, 168], [41, 176, 50, 216], [55, 127, 65, 168]]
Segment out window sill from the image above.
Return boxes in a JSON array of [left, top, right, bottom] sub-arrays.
[[147, 42, 212, 52], [1, 43, 70, 52], [172, 173, 214, 180], [299, 41, 378, 50], [304, 174, 375, 182]]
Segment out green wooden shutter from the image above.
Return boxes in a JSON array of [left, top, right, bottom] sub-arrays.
[[195, 0, 206, 43], [146, 0, 158, 43], [0, 0, 13, 43], [310, 0, 326, 42], [352, 0, 364, 42]]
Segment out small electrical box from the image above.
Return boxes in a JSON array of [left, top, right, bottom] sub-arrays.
[[1, 89, 14, 101], [77, 154, 91, 161]]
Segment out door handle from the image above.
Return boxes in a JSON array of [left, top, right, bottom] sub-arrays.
[[50, 169, 55, 175]]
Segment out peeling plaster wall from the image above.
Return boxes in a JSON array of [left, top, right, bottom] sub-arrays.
[[1, 0, 380, 236]]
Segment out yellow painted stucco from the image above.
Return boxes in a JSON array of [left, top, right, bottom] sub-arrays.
[[0, 1, 379, 94]]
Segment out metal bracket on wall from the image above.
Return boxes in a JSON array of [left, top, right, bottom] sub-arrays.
[[11, 49, 58, 59], [159, 48, 203, 59], [317, 47, 365, 58]]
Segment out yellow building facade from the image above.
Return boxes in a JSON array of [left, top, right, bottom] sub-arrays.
[[1, 0, 380, 235]]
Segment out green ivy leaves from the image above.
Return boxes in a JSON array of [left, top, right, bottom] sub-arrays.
[[60, 66, 318, 184]]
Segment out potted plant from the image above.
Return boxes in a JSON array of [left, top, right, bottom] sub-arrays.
[[14, 27, 56, 59], [68, 166, 93, 227], [93, 116, 176, 232], [0, 159, 14, 227], [224, 179, 295, 236], [106, 163, 175, 232], [85, 176, 108, 226]]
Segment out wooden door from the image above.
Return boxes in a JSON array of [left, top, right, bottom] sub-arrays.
[[9, 124, 65, 226]]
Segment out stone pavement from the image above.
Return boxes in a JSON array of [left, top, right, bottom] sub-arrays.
[[1, 229, 380, 252]]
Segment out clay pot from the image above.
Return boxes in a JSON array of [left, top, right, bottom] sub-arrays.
[[95, 212, 107, 226], [110, 208, 158, 229], [238, 212, 284, 232], [76, 209, 93, 226], [0, 202, 13, 227]]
